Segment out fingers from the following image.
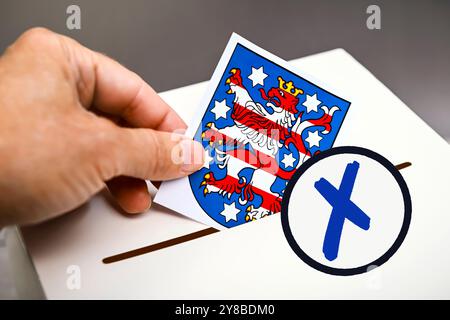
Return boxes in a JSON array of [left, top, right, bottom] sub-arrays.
[[106, 127, 204, 181], [56, 32, 196, 214], [107, 177, 151, 214], [57, 31, 203, 213], [92, 53, 186, 131], [60, 34, 186, 132], [92, 122, 205, 214]]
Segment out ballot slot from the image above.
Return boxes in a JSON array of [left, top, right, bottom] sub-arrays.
[[102, 227, 219, 264], [102, 161, 411, 264]]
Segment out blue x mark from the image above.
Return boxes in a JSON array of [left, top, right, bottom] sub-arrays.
[[314, 161, 371, 261]]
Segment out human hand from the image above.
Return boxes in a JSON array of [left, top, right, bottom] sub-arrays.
[[0, 28, 204, 227]]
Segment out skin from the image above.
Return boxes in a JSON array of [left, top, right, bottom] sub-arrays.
[[0, 28, 204, 227]]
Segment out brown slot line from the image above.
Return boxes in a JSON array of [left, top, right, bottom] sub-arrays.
[[395, 162, 412, 170], [103, 161, 412, 264], [103, 227, 219, 264]]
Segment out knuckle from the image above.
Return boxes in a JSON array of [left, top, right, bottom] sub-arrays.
[[84, 117, 121, 180], [144, 129, 179, 179], [145, 129, 163, 176], [121, 81, 145, 120], [18, 27, 54, 45]]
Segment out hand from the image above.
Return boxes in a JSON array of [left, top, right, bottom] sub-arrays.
[[0, 28, 204, 227]]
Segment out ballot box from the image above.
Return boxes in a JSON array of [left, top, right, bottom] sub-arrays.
[[6, 48, 450, 299]]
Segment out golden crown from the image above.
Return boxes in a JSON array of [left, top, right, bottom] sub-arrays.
[[278, 76, 304, 97]]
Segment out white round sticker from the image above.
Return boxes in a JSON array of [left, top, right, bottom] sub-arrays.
[[281, 146, 411, 276]]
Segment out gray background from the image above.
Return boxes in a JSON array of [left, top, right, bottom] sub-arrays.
[[1, 0, 449, 137], [0, 0, 449, 299]]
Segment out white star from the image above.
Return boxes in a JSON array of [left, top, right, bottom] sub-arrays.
[[220, 202, 240, 223], [305, 130, 322, 148], [248, 66, 268, 87], [211, 99, 231, 120], [281, 152, 296, 168], [302, 93, 322, 113], [203, 149, 214, 169]]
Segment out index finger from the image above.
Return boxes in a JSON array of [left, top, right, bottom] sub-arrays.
[[62, 35, 185, 132]]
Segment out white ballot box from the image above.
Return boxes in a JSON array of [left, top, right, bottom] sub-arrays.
[[7, 49, 450, 299]]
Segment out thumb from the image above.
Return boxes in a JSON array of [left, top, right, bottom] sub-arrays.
[[109, 127, 205, 181]]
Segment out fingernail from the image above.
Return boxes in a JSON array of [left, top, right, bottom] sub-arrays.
[[179, 139, 205, 174]]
